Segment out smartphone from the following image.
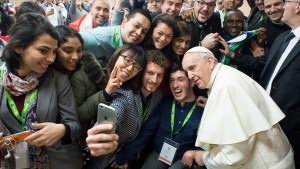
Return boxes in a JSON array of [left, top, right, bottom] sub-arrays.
[[97, 103, 116, 134], [0, 131, 34, 142]]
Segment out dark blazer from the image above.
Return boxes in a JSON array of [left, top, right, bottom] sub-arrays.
[[0, 68, 83, 168], [260, 30, 300, 166]]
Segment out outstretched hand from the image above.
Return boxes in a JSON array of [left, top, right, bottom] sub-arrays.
[[86, 124, 119, 157]]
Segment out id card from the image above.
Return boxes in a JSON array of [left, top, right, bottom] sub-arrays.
[[158, 137, 179, 165], [15, 142, 30, 168]]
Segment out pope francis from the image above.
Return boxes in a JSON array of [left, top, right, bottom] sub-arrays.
[[181, 46, 295, 169]]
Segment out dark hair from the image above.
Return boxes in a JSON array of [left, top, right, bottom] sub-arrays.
[[175, 20, 192, 38], [126, 9, 152, 23], [170, 63, 185, 74], [224, 9, 244, 20], [143, 13, 179, 49], [145, 49, 167, 68], [53, 25, 84, 72], [106, 44, 146, 93], [1, 13, 60, 69], [15, 1, 45, 19], [56, 25, 84, 46]]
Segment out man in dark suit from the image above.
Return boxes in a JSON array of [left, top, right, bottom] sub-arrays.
[[260, 1, 300, 167], [219, 1, 300, 167]]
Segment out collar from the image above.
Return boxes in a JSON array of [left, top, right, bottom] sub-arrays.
[[175, 100, 196, 108], [292, 26, 300, 39], [206, 63, 222, 90]]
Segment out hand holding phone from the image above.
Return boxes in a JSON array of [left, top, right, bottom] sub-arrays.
[[97, 103, 116, 134], [0, 131, 34, 143]]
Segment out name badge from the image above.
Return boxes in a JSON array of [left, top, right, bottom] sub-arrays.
[[15, 142, 30, 169], [158, 137, 179, 165]]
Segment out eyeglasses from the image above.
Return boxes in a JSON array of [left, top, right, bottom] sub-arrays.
[[195, 0, 216, 8], [285, 0, 300, 4], [120, 55, 142, 72]]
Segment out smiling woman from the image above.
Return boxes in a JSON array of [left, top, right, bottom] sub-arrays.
[[0, 13, 83, 168], [142, 13, 179, 51]]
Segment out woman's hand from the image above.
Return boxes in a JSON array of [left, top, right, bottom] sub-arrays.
[[24, 123, 65, 147], [105, 66, 122, 96], [86, 124, 119, 157]]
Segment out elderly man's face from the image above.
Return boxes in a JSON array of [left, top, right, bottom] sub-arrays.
[[264, 0, 284, 23], [182, 53, 215, 89]]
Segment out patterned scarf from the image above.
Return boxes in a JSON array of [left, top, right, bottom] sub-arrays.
[[0, 65, 50, 168], [2, 65, 42, 96]]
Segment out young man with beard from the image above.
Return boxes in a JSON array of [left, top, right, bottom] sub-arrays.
[[114, 64, 204, 169], [80, 9, 151, 63], [69, 0, 110, 31]]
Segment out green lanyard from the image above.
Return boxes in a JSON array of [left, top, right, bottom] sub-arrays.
[[114, 26, 120, 48], [140, 97, 149, 123], [5, 89, 38, 129], [170, 100, 196, 139], [200, 29, 204, 41]]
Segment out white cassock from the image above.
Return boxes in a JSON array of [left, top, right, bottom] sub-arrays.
[[196, 63, 295, 169]]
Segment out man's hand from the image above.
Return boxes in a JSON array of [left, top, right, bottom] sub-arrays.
[[182, 150, 197, 168], [197, 96, 207, 108], [218, 36, 235, 58], [86, 124, 119, 156], [250, 41, 264, 57], [201, 33, 219, 49], [180, 7, 194, 22], [46, 10, 54, 16]]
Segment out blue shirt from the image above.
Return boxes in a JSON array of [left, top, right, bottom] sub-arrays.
[[80, 25, 123, 61], [116, 96, 203, 164]]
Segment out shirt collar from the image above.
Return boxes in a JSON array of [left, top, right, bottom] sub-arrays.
[[206, 63, 222, 90], [292, 26, 300, 39]]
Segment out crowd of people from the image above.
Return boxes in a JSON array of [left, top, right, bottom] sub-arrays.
[[0, 0, 299, 168]]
